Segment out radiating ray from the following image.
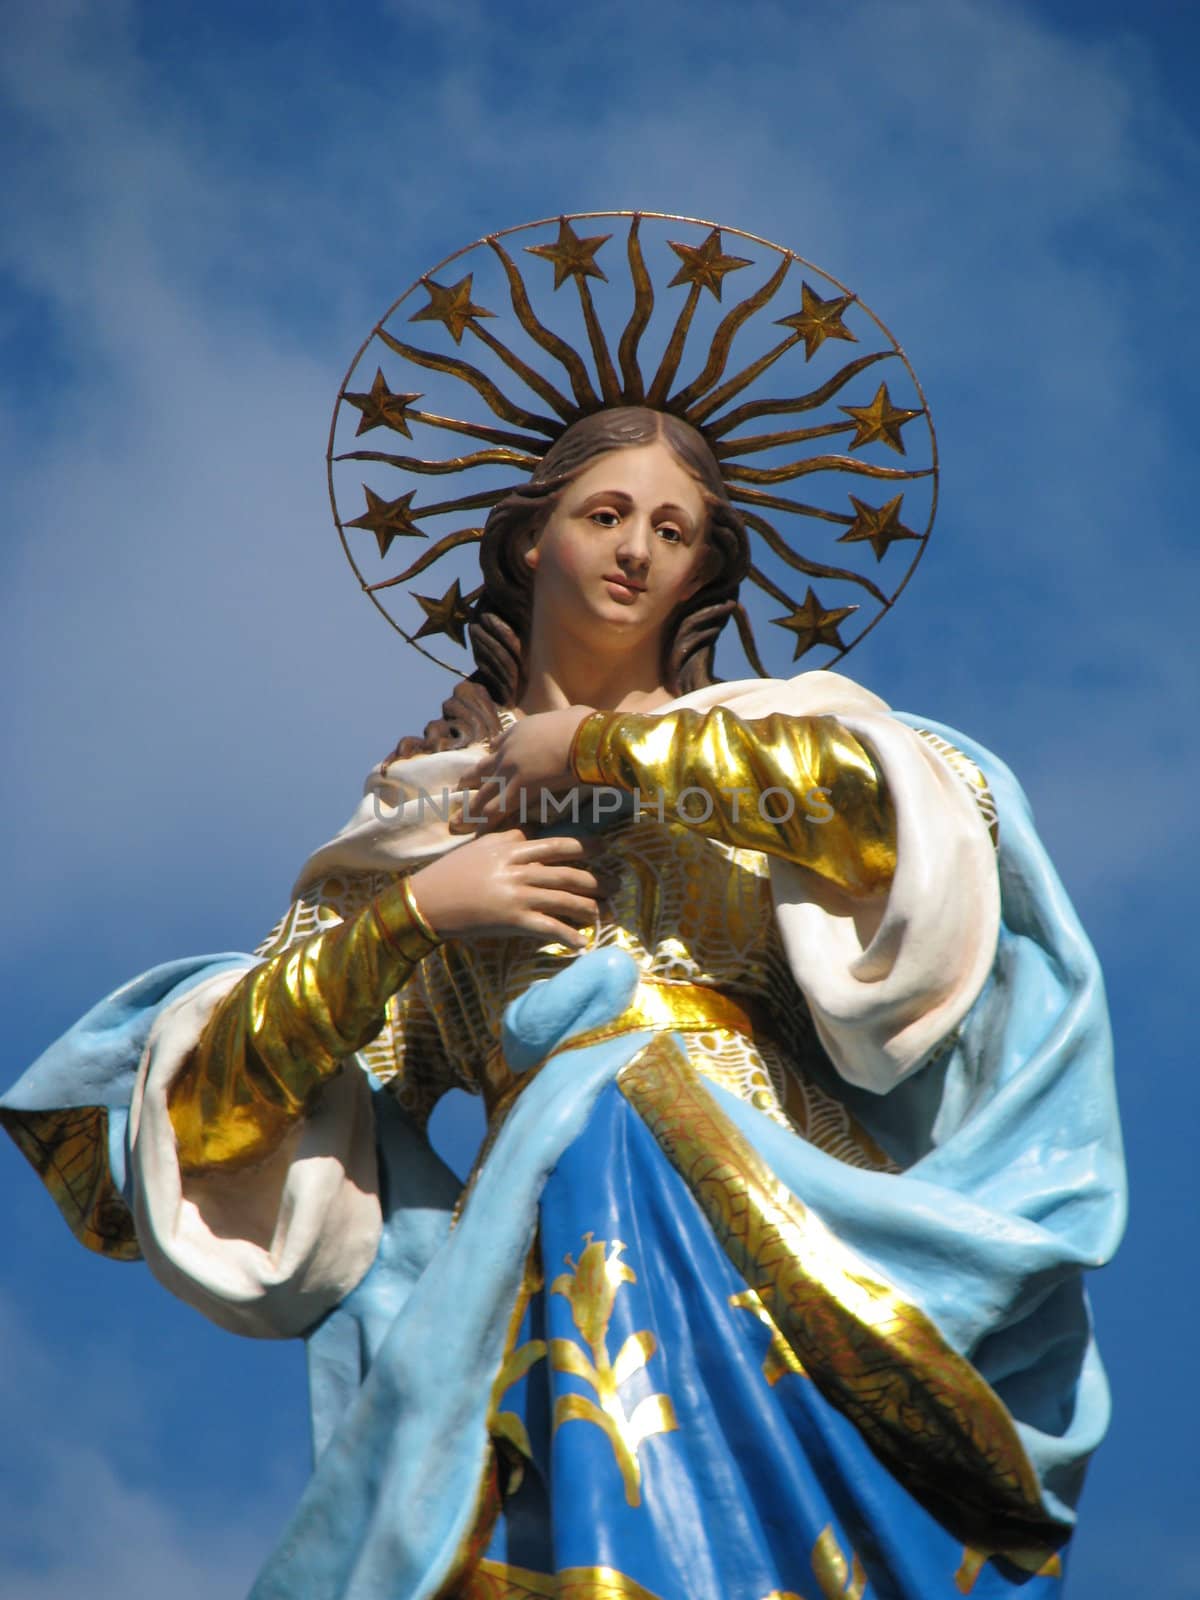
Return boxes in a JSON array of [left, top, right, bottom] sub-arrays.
[[713, 420, 852, 459], [740, 509, 887, 601], [703, 352, 893, 437], [727, 455, 932, 486], [617, 216, 652, 403], [415, 486, 514, 519], [669, 255, 791, 412], [574, 277, 623, 403], [733, 603, 770, 676], [686, 329, 802, 422], [366, 528, 484, 592], [466, 321, 578, 421], [378, 330, 561, 436], [646, 282, 701, 405], [336, 446, 540, 473], [746, 562, 794, 606], [489, 238, 600, 410], [732, 484, 871, 518], [404, 409, 547, 453]]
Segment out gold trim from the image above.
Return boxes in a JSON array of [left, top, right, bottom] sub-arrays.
[[616, 1034, 1065, 1553], [0, 1104, 139, 1261], [399, 873, 444, 950]]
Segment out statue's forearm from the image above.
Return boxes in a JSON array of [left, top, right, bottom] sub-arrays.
[[168, 880, 440, 1175], [571, 707, 896, 895]]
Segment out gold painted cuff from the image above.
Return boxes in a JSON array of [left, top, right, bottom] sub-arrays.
[[376, 877, 443, 965], [569, 710, 617, 787]]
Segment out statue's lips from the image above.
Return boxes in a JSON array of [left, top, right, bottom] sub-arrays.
[[603, 574, 645, 603]]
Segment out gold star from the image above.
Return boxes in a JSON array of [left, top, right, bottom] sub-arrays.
[[840, 382, 922, 454], [346, 486, 424, 558], [342, 368, 423, 437], [666, 228, 752, 300], [411, 577, 473, 647], [771, 587, 858, 658], [525, 217, 611, 290], [837, 494, 922, 561], [409, 275, 495, 344], [775, 281, 857, 361]]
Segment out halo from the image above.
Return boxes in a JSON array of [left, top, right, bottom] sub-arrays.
[[328, 211, 938, 678]]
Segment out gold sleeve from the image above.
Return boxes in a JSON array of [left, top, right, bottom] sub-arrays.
[[168, 878, 441, 1175], [571, 706, 896, 896]]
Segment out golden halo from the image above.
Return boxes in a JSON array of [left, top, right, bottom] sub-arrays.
[[328, 211, 938, 678]]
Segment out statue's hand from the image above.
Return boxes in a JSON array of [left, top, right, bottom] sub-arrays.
[[409, 828, 613, 949], [455, 707, 595, 832]]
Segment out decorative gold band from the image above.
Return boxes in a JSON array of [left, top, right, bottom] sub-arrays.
[[399, 873, 443, 949], [482, 975, 770, 1110]]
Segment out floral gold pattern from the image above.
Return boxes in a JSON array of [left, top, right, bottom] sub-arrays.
[[550, 1235, 678, 1506], [617, 1035, 1064, 1553], [760, 1524, 867, 1599]]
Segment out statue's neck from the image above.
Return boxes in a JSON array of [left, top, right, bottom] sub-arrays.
[[518, 624, 674, 714]]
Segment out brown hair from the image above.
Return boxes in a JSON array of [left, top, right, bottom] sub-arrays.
[[388, 408, 748, 758]]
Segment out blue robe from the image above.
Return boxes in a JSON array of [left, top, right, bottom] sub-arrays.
[[1, 721, 1125, 1599]]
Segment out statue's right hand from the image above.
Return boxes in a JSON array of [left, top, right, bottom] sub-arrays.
[[407, 830, 614, 949]]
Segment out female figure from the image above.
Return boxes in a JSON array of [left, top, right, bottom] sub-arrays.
[[2, 231, 1124, 1600]]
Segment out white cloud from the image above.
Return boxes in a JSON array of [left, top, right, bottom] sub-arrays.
[[0, 1290, 290, 1599]]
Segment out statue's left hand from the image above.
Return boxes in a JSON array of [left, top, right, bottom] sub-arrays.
[[454, 706, 594, 832]]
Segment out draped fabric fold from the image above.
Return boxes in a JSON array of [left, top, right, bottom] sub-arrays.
[[0, 672, 1124, 1599]]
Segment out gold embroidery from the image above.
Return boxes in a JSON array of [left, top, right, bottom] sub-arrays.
[[617, 1036, 1063, 1553], [388, 813, 897, 1160], [462, 1562, 662, 1599], [0, 1105, 139, 1261], [729, 1289, 807, 1385], [549, 1235, 678, 1507], [913, 728, 999, 849]]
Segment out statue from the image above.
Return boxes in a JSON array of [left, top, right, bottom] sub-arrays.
[[1, 214, 1125, 1599]]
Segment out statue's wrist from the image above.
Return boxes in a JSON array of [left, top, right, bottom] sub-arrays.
[[569, 710, 615, 787], [375, 877, 443, 964]]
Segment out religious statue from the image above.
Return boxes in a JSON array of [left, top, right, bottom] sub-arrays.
[[1, 213, 1125, 1600]]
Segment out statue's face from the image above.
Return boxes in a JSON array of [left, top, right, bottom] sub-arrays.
[[524, 440, 711, 659]]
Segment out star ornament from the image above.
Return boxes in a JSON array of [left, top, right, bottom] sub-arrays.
[[346, 486, 424, 558], [771, 587, 858, 659], [840, 382, 923, 455], [411, 578, 473, 647], [343, 368, 423, 438], [409, 275, 495, 344], [775, 281, 857, 361], [837, 494, 922, 561], [667, 228, 752, 300], [525, 217, 611, 290]]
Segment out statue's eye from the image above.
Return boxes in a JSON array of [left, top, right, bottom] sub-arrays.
[[657, 524, 683, 544], [589, 509, 621, 528]]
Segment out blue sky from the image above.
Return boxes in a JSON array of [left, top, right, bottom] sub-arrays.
[[1, 1, 1197, 1594]]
